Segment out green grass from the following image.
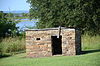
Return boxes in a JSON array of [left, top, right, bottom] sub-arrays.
[[82, 35, 100, 50], [0, 35, 100, 66], [0, 52, 100, 66]]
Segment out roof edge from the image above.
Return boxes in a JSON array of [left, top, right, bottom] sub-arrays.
[[25, 27, 76, 31]]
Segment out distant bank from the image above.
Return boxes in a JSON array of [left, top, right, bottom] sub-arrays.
[[3, 10, 29, 13]]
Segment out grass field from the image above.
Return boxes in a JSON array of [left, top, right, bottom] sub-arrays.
[[0, 35, 100, 66], [82, 35, 100, 50], [0, 52, 100, 66], [0, 37, 25, 56]]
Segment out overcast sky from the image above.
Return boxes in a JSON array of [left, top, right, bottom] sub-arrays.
[[0, 0, 30, 11]]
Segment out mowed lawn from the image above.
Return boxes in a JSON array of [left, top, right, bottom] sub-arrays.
[[0, 51, 100, 66], [0, 35, 100, 66]]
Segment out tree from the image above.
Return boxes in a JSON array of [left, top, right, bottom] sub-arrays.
[[0, 11, 18, 37], [22, 13, 29, 17], [27, 0, 100, 35], [79, 0, 100, 35]]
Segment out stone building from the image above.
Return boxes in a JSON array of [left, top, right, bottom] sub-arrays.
[[26, 27, 81, 57]]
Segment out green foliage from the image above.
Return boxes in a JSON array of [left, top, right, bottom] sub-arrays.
[[22, 13, 29, 17], [25, 26, 37, 29], [0, 11, 18, 37], [27, 0, 100, 35], [0, 37, 25, 56]]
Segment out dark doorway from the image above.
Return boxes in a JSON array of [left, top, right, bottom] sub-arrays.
[[51, 36, 62, 55]]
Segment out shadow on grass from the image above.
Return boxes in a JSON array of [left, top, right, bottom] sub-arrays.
[[0, 51, 25, 58], [81, 49, 100, 54], [0, 50, 100, 58], [0, 54, 11, 58]]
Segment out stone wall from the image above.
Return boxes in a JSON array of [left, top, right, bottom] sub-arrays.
[[26, 28, 81, 57]]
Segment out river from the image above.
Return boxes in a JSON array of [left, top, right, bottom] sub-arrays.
[[16, 19, 38, 31]]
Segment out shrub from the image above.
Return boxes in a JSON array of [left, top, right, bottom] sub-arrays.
[[0, 37, 25, 55]]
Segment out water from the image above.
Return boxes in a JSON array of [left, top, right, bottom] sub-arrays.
[[16, 19, 38, 31]]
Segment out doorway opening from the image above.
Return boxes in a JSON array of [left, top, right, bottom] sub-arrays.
[[51, 36, 62, 55]]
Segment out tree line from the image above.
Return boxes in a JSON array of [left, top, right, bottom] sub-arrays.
[[0, 11, 25, 37], [0, 11, 17, 37]]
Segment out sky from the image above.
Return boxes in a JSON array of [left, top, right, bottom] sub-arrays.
[[0, 0, 30, 11]]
